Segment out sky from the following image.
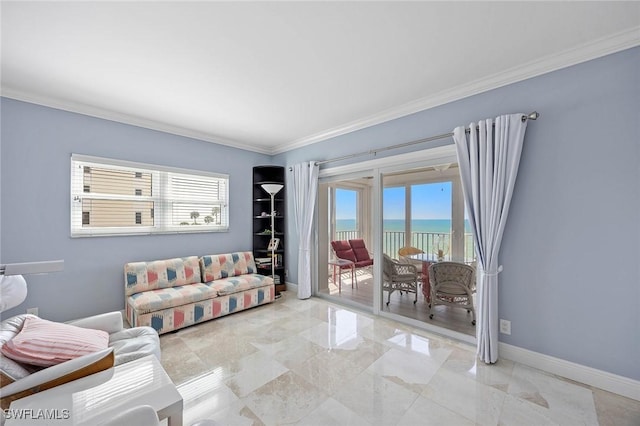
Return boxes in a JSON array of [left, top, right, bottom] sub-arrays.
[[335, 182, 452, 220]]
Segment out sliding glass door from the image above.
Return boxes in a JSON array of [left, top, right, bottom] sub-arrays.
[[313, 145, 476, 341], [334, 188, 360, 241], [381, 165, 476, 335], [317, 172, 374, 311], [382, 167, 472, 263], [383, 181, 455, 259]]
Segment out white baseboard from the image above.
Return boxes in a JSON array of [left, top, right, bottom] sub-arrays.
[[284, 281, 297, 294], [499, 342, 640, 401]]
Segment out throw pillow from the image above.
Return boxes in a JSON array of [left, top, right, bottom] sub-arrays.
[[1, 316, 109, 367]]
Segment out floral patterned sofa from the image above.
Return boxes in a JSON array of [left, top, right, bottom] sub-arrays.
[[124, 252, 274, 334]]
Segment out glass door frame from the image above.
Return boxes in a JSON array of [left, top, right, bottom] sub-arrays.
[[317, 170, 376, 311]]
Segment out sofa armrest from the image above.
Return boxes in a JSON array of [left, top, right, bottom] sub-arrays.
[[0, 348, 114, 400], [67, 312, 124, 334]]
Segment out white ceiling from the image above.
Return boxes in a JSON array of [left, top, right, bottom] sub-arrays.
[[2, 2, 639, 154]]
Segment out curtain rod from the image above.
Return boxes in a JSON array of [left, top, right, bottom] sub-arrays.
[[303, 111, 539, 168]]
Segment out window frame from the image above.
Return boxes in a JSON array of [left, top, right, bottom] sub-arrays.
[[70, 154, 229, 237]]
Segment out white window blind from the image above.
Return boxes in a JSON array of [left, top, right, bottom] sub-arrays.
[[71, 154, 229, 237]]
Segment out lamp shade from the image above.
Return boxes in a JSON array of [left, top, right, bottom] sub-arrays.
[[0, 275, 28, 312], [0, 260, 64, 312], [261, 184, 283, 195]]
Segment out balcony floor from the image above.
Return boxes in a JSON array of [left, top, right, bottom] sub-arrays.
[[320, 269, 476, 337]]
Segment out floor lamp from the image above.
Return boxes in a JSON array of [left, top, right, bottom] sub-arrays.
[[261, 183, 283, 296]]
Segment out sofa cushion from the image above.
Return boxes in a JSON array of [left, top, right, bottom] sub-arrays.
[[130, 286, 275, 334], [206, 274, 273, 296], [108, 327, 160, 365], [125, 256, 202, 296], [128, 283, 218, 313], [200, 252, 257, 281], [1, 316, 109, 367]]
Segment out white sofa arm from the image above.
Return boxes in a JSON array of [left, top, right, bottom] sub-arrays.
[[1, 348, 114, 398], [67, 311, 124, 334]]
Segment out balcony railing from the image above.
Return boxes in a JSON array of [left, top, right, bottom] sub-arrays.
[[335, 230, 360, 241], [332, 230, 474, 262], [384, 231, 474, 262]]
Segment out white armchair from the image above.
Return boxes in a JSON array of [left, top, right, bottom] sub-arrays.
[[0, 312, 159, 410], [68, 311, 160, 365]]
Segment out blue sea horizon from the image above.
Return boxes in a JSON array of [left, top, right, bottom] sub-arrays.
[[337, 218, 471, 233]]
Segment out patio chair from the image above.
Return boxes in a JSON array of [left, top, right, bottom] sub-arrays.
[[330, 240, 359, 285], [348, 239, 374, 268], [428, 261, 476, 325], [382, 254, 418, 306]]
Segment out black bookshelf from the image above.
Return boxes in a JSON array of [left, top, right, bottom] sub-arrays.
[[252, 166, 286, 294]]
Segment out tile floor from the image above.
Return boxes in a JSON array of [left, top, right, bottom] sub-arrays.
[[160, 292, 640, 425]]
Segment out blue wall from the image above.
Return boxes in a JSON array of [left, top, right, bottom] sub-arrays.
[[275, 47, 640, 380], [1, 47, 638, 381], [0, 99, 272, 321]]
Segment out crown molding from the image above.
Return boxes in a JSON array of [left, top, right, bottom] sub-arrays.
[[272, 27, 640, 155], [0, 87, 273, 155], [3, 27, 638, 157]]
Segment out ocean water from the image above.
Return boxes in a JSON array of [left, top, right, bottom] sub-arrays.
[[336, 218, 475, 260], [337, 219, 471, 233]]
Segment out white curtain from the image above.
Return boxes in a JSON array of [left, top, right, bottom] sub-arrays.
[[453, 114, 528, 363], [290, 162, 319, 299]]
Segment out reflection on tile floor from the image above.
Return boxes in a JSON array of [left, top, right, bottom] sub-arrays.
[[161, 292, 640, 425]]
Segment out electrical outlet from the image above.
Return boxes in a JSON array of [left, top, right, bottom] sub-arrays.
[[499, 319, 511, 335], [27, 307, 39, 316]]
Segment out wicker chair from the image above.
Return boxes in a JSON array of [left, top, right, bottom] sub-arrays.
[[428, 261, 476, 325], [382, 254, 418, 306]]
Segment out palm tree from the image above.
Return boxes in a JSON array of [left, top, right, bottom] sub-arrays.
[[190, 211, 200, 225], [204, 215, 213, 224], [211, 206, 220, 224]]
